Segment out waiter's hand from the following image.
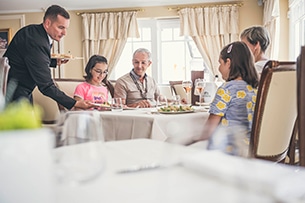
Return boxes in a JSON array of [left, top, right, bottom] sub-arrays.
[[57, 58, 69, 66], [74, 100, 94, 109]]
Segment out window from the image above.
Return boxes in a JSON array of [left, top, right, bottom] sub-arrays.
[[289, 0, 305, 60], [109, 18, 205, 84]]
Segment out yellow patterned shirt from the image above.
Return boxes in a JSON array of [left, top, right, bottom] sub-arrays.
[[207, 80, 257, 156], [209, 80, 257, 138]]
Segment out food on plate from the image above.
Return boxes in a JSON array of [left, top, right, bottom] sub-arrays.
[[92, 101, 111, 108], [51, 53, 73, 59], [158, 105, 193, 112], [51, 53, 61, 58], [101, 102, 111, 107], [60, 53, 73, 59]]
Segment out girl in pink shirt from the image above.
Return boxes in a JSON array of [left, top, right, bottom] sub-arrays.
[[74, 55, 114, 109]]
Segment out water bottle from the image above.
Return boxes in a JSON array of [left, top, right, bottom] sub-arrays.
[[202, 81, 217, 103], [214, 75, 223, 88]]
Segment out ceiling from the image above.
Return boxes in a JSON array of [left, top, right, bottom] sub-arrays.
[[0, 0, 234, 14]]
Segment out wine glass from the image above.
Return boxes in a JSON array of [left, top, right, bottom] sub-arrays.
[[157, 95, 168, 107], [54, 111, 105, 185], [171, 95, 181, 107], [195, 78, 206, 106], [182, 80, 193, 105]]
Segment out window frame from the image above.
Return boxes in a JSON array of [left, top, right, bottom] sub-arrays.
[[110, 18, 204, 83]]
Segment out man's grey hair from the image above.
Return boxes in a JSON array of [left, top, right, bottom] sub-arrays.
[[240, 26, 270, 52], [133, 48, 152, 61]]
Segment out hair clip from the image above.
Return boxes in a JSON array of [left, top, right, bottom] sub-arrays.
[[227, 44, 233, 53]]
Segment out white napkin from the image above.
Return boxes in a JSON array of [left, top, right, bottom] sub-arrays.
[[0, 129, 55, 203], [181, 151, 305, 202]]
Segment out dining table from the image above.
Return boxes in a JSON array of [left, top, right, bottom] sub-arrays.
[[58, 106, 210, 145], [1, 129, 305, 203], [54, 139, 305, 203]]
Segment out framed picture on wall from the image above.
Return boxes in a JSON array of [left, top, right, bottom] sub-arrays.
[[0, 28, 12, 49]]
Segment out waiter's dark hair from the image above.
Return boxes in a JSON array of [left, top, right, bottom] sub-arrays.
[[43, 5, 70, 22]]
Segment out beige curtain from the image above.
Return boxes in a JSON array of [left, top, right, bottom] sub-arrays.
[[178, 6, 239, 78], [82, 11, 140, 75], [263, 0, 279, 59]]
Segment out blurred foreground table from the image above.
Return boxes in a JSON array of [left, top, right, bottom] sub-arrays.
[[55, 139, 305, 203]]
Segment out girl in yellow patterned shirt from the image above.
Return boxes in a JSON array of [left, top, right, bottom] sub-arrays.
[[188, 41, 258, 157]]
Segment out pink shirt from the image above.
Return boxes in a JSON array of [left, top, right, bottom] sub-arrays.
[[74, 82, 108, 104]]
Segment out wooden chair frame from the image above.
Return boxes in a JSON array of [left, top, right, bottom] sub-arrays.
[[297, 46, 305, 166], [0, 57, 10, 96], [249, 60, 297, 162]]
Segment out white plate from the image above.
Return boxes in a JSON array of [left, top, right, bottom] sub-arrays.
[[158, 110, 194, 114], [123, 107, 139, 110], [193, 106, 210, 112], [51, 56, 84, 60], [90, 103, 111, 108], [195, 102, 211, 106]]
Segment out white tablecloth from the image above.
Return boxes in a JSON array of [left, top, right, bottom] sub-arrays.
[[59, 107, 210, 145], [54, 139, 305, 203]]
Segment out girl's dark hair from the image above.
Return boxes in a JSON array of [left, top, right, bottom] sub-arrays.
[[84, 55, 114, 97], [220, 41, 259, 88]]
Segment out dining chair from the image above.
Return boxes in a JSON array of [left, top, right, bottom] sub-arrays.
[[173, 84, 187, 102], [0, 57, 10, 96], [54, 78, 84, 111], [249, 60, 297, 163], [169, 80, 182, 95], [32, 86, 61, 125], [297, 46, 305, 167], [158, 84, 174, 98]]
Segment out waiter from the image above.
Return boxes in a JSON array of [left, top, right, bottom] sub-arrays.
[[4, 5, 93, 110]]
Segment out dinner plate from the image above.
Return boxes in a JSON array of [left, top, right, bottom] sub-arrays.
[[158, 110, 194, 114], [51, 56, 84, 60], [195, 102, 211, 106], [124, 107, 139, 110], [90, 103, 111, 108]]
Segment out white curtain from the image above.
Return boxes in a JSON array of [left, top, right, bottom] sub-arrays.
[[263, 0, 279, 60], [82, 11, 140, 75], [178, 6, 239, 77]]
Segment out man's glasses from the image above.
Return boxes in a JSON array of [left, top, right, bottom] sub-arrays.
[[93, 69, 108, 75]]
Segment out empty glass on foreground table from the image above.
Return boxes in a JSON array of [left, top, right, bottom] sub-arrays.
[[54, 112, 105, 185]]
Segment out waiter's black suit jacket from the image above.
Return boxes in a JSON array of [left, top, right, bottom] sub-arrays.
[[4, 23, 75, 109]]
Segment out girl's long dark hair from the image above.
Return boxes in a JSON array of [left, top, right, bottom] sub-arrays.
[[220, 41, 259, 88], [84, 55, 114, 97]]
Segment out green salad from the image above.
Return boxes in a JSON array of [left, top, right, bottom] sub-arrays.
[[158, 105, 193, 112]]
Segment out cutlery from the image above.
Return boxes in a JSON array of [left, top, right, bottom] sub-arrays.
[[117, 163, 161, 174]]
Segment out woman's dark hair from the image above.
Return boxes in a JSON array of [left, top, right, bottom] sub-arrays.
[[220, 41, 259, 88], [84, 55, 114, 97]]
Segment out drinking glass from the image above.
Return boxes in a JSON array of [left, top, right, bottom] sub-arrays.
[[182, 80, 193, 105], [156, 95, 167, 107], [54, 112, 105, 185], [195, 78, 206, 106], [171, 95, 181, 106], [111, 98, 123, 112]]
